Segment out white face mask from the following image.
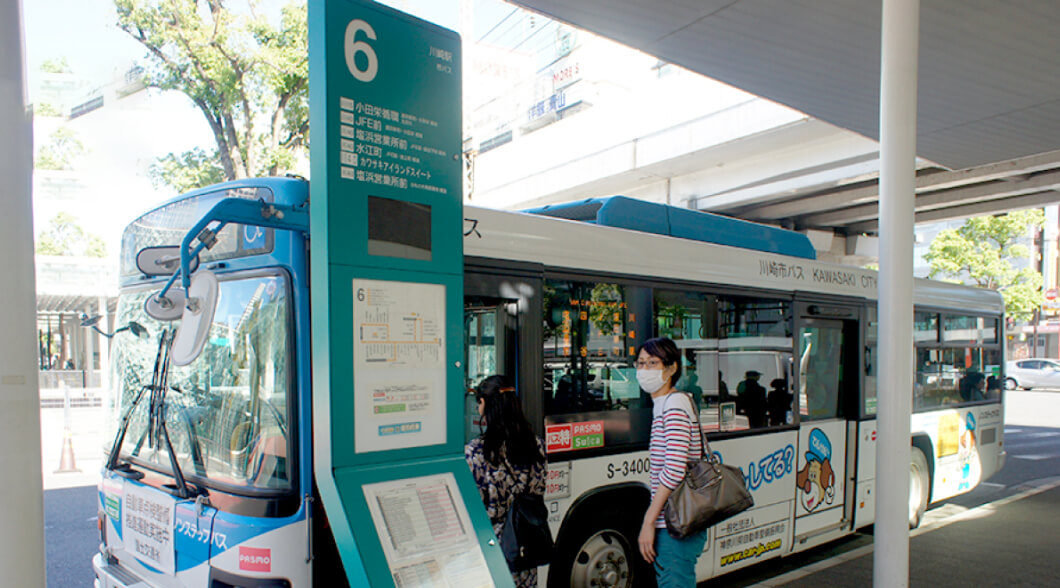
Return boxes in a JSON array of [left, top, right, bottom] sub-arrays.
[[637, 369, 667, 395]]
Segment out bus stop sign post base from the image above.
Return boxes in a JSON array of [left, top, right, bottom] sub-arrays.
[[308, 1, 513, 585]]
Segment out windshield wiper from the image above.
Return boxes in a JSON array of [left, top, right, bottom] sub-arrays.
[[168, 385, 207, 477], [106, 329, 198, 498], [106, 329, 169, 474]]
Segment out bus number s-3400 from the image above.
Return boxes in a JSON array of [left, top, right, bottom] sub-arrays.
[[606, 457, 651, 479]]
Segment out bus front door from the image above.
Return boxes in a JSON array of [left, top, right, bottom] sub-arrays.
[[792, 309, 861, 549], [464, 300, 519, 443]]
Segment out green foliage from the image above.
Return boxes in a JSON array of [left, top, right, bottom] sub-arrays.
[[924, 210, 1045, 321], [35, 102, 62, 117], [40, 58, 72, 74], [656, 301, 688, 340], [35, 127, 85, 170], [35, 212, 108, 257], [149, 147, 227, 193], [115, 0, 309, 188], [589, 283, 623, 335]]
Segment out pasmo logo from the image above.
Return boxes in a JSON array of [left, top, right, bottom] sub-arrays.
[[239, 546, 271, 572]]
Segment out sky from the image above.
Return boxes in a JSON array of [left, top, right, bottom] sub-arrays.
[[23, 0, 142, 92], [22, 0, 507, 92], [20, 0, 506, 256]]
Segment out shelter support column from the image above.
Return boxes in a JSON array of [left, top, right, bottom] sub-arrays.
[[875, 0, 918, 586], [0, 0, 47, 584], [85, 304, 95, 385], [99, 296, 110, 393]]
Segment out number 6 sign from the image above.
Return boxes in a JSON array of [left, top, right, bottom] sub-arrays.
[[345, 19, 378, 82]]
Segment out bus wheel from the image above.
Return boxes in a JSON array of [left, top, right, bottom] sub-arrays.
[[561, 516, 646, 588], [909, 447, 930, 529]]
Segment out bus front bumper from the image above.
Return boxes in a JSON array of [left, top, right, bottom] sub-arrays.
[[93, 553, 148, 588]]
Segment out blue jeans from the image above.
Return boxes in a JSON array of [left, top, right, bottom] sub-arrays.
[[654, 528, 708, 587]]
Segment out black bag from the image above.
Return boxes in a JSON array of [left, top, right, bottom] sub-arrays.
[[663, 394, 754, 538], [499, 492, 554, 572]]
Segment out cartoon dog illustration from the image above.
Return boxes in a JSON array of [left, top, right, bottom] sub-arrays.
[[797, 428, 835, 512]]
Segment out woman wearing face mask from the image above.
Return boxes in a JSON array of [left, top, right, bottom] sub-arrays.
[[636, 337, 706, 587]]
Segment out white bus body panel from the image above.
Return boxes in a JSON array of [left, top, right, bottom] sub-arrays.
[[463, 206, 1004, 314], [853, 421, 878, 529], [851, 403, 1006, 530], [546, 429, 802, 581], [911, 404, 1005, 502]]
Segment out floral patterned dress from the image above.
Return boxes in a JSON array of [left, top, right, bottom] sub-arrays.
[[465, 436, 548, 588]]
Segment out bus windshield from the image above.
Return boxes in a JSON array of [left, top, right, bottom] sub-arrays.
[[106, 272, 292, 492]]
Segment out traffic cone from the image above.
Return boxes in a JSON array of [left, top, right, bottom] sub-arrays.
[[55, 427, 81, 473]]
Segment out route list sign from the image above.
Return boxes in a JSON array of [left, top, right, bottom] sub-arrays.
[[309, 0, 463, 462], [364, 474, 492, 588], [353, 279, 446, 452], [324, 8, 460, 210]]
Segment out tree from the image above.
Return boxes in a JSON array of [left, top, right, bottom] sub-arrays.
[[149, 147, 226, 194], [35, 127, 86, 170], [924, 209, 1044, 321], [35, 102, 62, 117], [115, 0, 309, 188], [35, 212, 108, 257], [40, 58, 72, 74]]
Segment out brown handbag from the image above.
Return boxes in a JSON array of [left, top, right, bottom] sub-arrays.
[[663, 394, 754, 539]]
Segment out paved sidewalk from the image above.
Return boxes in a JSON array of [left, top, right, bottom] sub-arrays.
[[754, 478, 1060, 587]]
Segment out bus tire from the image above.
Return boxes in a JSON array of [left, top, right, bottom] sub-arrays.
[[553, 510, 652, 588], [909, 447, 930, 529]]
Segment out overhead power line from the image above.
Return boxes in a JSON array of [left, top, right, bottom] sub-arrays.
[[477, 7, 520, 43]]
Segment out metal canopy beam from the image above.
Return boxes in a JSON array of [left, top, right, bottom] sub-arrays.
[[799, 169, 1060, 228], [850, 190, 1060, 234]]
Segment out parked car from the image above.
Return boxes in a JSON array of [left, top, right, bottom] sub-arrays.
[[1005, 358, 1060, 390]]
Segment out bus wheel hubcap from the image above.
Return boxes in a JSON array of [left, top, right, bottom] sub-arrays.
[[571, 531, 631, 588]]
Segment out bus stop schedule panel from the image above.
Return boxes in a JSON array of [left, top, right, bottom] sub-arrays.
[[308, 1, 510, 586]]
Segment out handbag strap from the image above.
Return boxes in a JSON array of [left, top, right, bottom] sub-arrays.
[[662, 392, 715, 464]]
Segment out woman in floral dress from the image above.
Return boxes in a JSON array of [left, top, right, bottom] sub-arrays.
[[465, 375, 548, 588]]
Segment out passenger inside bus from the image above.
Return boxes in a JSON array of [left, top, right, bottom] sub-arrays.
[[736, 370, 767, 428], [717, 372, 730, 403], [959, 371, 986, 402], [986, 375, 1002, 399], [767, 378, 793, 426], [675, 350, 703, 409]]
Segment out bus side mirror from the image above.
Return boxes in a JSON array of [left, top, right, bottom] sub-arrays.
[[171, 270, 219, 366], [144, 288, 187, 321], [136, 246, 200, 277]]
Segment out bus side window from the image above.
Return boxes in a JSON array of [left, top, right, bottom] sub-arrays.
[[656, 289, 792, 432], [542, 279, 652, 449]]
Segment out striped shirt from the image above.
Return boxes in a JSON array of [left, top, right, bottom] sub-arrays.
[[649, 392, 703, 528]]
